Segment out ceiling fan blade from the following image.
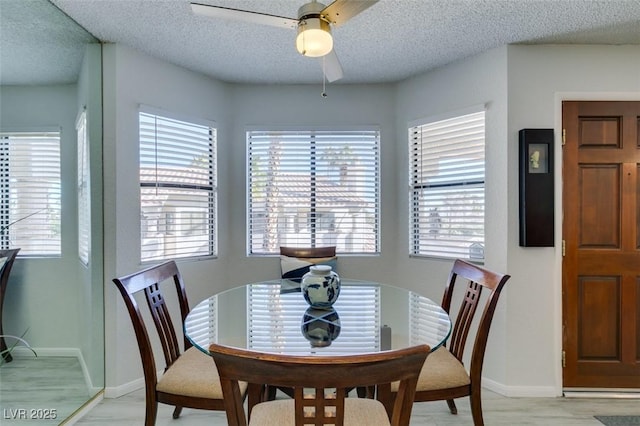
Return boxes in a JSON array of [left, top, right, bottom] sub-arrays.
[[320, 49, 343, 82], [321, 0, 379, 27], [191, 2, 298, 30]]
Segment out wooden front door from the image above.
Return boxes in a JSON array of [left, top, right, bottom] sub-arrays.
[[562, 100, 640, 389]]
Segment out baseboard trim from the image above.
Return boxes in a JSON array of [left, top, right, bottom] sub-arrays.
[[74, 349, 96, 392], [11, 346, 79, 357], [104, 377, 145, 399], [564, 389, 640, 399], [483, 377, 560, 397]]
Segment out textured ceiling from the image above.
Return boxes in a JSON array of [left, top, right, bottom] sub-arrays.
[[3, 0, 640, 86], [0, 0, 97, 85]]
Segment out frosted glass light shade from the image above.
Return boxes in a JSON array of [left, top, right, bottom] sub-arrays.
[[296, 18, 333, 57]]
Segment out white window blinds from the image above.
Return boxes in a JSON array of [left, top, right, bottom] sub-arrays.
[[77, 111, 90, 265], [247, 129, 380, 255], [139, 111, 217, 262], [409, 111, 485, 261], [184, 296, 217, 344], [248, 283, 380, 354], [0, 132, 61, 256], [409, 292, 452, 348]]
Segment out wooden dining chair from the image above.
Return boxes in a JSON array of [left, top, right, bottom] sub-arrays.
[[391, 259, 511, 426], [112, 260, 246, 426], [210, 342, 430, 426], [0, 248, 21, 362], [280, 246, 337, 259], [279, 246, 337, 283]]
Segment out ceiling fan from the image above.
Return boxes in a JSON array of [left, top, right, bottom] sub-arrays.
[[190, 0, 379, 83]]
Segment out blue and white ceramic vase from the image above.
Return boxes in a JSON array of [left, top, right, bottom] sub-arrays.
[[301, 265, 340, 309]]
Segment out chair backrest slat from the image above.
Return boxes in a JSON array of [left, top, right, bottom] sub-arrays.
[[145, 282, 181, 365]]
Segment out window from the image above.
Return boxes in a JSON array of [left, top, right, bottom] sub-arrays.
[[77, 111, 90, 265], [247, 129, 380, 255], [139, 110, 216, 262], [409, 110, 485, 261], [0, 132, 62, 256]]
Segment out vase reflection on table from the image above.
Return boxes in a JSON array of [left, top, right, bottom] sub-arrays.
[[301, 307, 341, 348]]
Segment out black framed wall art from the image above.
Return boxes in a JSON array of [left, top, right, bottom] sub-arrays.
[[519, 128, 554, 247]]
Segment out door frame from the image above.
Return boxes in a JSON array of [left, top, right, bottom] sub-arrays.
[[554, 92, 640, 393]]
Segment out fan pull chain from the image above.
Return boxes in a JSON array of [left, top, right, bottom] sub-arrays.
[[321, 55, 328, 98]]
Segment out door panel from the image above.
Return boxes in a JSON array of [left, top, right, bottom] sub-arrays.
[[577, 276, 619, 359], [637, 279, 640, 360], [580, 118, 620, 147], [563, 101, 640, 389], [637, 167, 640, 248], [579, 165, 619, 247]]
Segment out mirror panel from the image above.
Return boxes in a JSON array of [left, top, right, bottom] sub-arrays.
[[0, 0, 104, 422]]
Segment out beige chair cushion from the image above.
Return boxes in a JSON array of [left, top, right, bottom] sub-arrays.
[[157, 346, 246, 399], [249, 397, 391, 426], [391, 346, 470, 392]]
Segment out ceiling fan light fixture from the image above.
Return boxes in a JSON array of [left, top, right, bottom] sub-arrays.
[[296, 17, 333, 57]]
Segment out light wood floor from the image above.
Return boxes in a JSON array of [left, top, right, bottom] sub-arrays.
[[74, 387, 640, 425], [0, 357, 94, 425], [3, 357, 638, 425]]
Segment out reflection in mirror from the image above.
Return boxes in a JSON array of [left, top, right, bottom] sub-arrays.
[[0, 0, 104, 423]]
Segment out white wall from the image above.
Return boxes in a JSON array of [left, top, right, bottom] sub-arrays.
[[76, 42, 105, 389], [393, 44, 640, 397], [395, 46, 510, 387], [1, 42, 104, 398], [226, 83, 398, 286], [505, 44, 640, 395], [102, 43, 232, 391], [103, 43, 401, 392], [0, 85, 84, 351], [395, 47, 510, 291], [102, 42, 640, 396]]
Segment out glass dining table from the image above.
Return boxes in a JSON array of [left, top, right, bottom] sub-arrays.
[[184, 278, 451, 357]]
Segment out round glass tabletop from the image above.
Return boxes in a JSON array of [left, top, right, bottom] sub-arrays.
[[185, 279, 451, 356]]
